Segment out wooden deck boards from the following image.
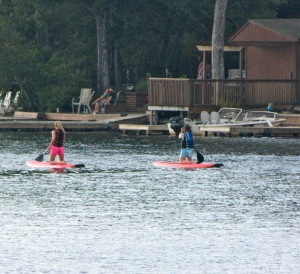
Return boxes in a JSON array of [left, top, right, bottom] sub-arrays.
[[231, 126, 300, 137], [0, 113, 148, 132], [14, 111, 39, 119], [119, 124, 169, 135], [199, 126, 300, 137], [44, 113, 127, 121]]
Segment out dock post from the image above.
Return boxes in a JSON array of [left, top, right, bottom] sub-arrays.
[[150, 110, 153, 125], [149, 110, 158, 125]]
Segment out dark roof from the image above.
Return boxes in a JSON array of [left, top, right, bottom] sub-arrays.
[[250, 19, 300, 39]]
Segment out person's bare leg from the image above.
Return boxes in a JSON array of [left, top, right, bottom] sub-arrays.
[[100, 103, 106, 113], [94, 102, 100, 113], [49, 154, 57, 164], [58, 154, 66, 164]]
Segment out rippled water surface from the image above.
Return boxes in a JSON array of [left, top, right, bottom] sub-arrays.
[[0, 132, 299, 273]]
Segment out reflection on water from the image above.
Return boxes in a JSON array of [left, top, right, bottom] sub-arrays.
[[0, 132, 299, 273]]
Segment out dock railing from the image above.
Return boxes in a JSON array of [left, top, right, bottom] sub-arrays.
[[148, 78, 297, 108]]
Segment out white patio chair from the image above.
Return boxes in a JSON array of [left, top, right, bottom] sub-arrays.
[[200, 111, 210, 124], [13, 91, 20, 105], [72, 88, 95, 114], [112, 91, 124, 106], [210, 111, 220, 124], [0, 91, 12, 111]]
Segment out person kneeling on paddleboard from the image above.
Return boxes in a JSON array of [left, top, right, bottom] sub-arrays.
[[178, 124, 194, 162], [47, 121, 67, 165]]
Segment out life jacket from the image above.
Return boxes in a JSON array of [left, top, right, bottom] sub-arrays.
[[181, 132, 194, 148], [53, 129, 64, 147]]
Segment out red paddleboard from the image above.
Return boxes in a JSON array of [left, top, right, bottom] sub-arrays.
[[26, 160, 85, 169], [153, 161, 223, 169]]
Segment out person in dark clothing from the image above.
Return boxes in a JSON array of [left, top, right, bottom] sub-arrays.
[[178, 124, 194, 162], [47, 121, 66, 164], [267, 103, 273, 112]]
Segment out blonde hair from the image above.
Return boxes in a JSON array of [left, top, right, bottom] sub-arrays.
[[54, 121, 65, 132]]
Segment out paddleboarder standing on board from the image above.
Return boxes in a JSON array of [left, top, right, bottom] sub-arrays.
[[178, 124, 194, 162], [47, 121, 67, 165]]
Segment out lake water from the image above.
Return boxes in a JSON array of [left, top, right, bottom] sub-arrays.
[[0, 132, 299, 273]]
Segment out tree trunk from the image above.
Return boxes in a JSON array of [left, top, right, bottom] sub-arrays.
[[96, 14, 109, 95], [14, 76, 37, 111], [114, 43, 121, 90], [211, 0, 228, 80], [83, 3, 110, 95], [34, 5, 49, 48]]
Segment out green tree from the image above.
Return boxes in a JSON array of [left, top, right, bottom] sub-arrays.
[[0, 0, 94, 111], [277, 0, 300, 18]]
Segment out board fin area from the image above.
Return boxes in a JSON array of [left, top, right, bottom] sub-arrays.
[[73, 164, 85, 168], [212, 163, 224, 168]]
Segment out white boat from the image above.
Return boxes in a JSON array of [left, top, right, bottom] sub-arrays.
[[168, 107, 286, 135]]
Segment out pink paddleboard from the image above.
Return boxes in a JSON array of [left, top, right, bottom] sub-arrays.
[[153, 161, 223, 169], [26, 160, 85, 169]]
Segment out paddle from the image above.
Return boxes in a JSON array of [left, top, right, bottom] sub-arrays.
[[194, 146, 204, 164], [74, 164, 85, 168], [35, 148, 48, 162]]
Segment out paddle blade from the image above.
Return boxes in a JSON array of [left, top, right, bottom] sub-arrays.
[[35, 153, 44, 162], [196, 152, 204, 164], [74, 164, 85, 168], [213, 163, 224, 168]]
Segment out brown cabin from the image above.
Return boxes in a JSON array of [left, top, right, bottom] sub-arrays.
[[148, 19, 300, 123], [230, 19, 299, 81]]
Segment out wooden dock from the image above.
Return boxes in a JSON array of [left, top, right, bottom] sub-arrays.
[[199, 125, 300, 138], [119, 124, 169, 135], [0, 112, 148, 132], [2, 111, 300, 137], [231, 126, 300, 137]]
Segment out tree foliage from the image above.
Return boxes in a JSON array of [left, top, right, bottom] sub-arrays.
[[0, 0, 293, 111]]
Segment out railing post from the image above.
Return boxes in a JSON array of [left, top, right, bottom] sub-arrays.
[[215, 80, 219, 106]]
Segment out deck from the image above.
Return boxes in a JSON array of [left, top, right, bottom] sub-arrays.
[[198, 125, 300, 137], [148, 78, 298, 111], [119, 124, 169, 135]]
